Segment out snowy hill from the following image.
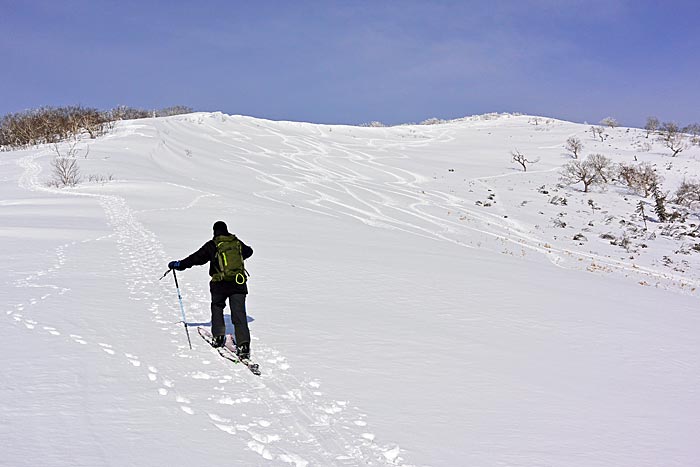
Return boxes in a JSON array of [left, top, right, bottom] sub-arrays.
[[2, 112, 699, 466]]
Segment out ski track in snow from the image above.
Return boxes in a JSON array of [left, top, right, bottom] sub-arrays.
[[5, 151, 409, 467], [8, 116, 699, 466], [197, 117, 698, 293]]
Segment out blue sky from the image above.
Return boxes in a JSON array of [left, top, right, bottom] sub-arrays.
[[1, 0, 698, 127]]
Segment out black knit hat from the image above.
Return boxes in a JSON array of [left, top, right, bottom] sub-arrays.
[[213, 221, 228, 236]]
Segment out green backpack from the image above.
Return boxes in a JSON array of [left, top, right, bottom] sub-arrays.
[[211, 235, 247, 284]]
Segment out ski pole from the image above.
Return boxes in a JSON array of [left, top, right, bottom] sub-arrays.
[[160, 268, 192, 349]]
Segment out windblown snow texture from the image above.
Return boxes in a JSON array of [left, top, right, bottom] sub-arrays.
[[2, 113, 699, 466]]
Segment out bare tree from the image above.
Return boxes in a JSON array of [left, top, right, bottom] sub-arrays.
[[587, 153, 614, 184], [599, 117, 619, 128], [644, 116, 660, 138], [564, 136, 583, 159], [511, 149, 538, 171], [590, 126, 605, 142], [560, 156, 601, 192], [659, 122, 687, 157]]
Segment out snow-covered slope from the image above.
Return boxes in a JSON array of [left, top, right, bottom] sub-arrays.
[[2, 113, 699, 467]]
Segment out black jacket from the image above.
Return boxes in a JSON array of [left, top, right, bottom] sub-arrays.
[[178, 234, 253, 294]]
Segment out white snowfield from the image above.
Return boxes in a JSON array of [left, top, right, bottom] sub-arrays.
[[2, 112, 699, 467]]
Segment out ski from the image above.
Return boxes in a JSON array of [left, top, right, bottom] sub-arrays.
[[197, 327, 261, 376]]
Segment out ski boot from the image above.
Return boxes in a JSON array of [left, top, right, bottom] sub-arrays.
[[236, 342, 250, 359], [212, 335, 226, 348]]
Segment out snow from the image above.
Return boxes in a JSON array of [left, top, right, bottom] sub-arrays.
[[2, 112, 700, 466]]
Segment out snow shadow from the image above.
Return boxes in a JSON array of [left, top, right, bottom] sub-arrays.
[[185, 314, 255, 328]]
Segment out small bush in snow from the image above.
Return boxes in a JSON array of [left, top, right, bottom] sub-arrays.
[[87, 173, 115, 184], [550, 195, 567, 205], [50, 157, 81, 187], [674, 180, 700, 209]]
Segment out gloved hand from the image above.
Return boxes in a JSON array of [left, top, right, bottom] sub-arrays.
[[168, 260, 182, 270]]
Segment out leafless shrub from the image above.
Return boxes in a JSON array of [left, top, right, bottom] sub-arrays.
[[53, 141, 89, 159], [636, 141, 653, 152], [550, 195, 567, 205], [617, 163, 637, 189], [420, 117, 447, 125], [1, 104, 194, 150], [110, 106, 152, 120], [617, 162, 662, 197], [50, 157, 81, 187], [156, 106, 193, 117], [659, 122, 688, 157], [565, 136, 583, 159], [0, 106, 110, 149], [614, 232, 632, 251], [674, 180, 700, 208], [552, 218, 567, 228], [87, 173, 115, 184], [682, 123, 700, 137]]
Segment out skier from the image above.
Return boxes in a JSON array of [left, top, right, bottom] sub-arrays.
[[168, 221, 253, 358]]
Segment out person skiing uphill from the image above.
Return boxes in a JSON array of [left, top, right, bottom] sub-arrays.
[[168, 221, 253, 358]]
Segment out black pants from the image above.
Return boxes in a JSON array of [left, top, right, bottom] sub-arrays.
[[210, 288, 250, 346]]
